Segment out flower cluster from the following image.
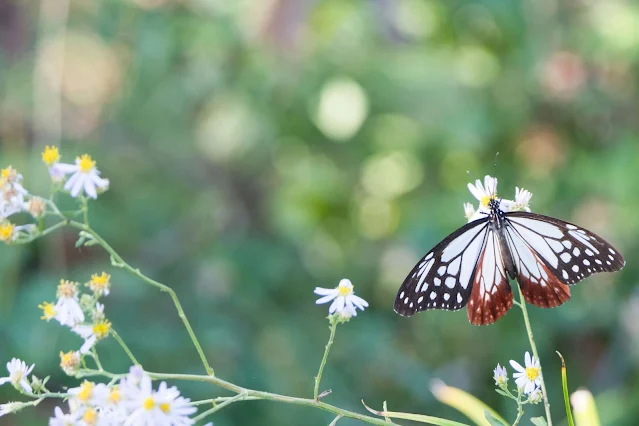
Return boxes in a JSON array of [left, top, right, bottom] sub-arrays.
[[39, 273, 113, 363], [42, 146, 109, 199], [464, 175, 533, 222], [47, 366, 197, 425], [0, 166, 40, 243], [314, 279, 369, 321], [493, 352, 543, 404]]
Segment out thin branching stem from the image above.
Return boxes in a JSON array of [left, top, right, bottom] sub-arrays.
[[515, 284, 552, 426], [314, 318, 338, 400], [111, 328, 140, 366]]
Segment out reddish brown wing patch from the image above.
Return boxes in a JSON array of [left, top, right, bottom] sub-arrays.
[[517, 253, 571, 308], [466, 231, 514, 325]]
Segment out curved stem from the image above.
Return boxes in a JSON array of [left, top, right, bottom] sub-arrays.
[[515, 284, 552, 426], [91, 347, 104, 371], [111, 328, 140, 366], [66, 220, 214, 376], [314, 319, 338, 400]]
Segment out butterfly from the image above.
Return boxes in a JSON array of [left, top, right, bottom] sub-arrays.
[[394, 176, 625, 325]]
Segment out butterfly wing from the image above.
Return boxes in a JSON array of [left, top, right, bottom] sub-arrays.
[[466, 228, 514, 325], [504, 212, 625, 307], [394, 218, 489, 316]]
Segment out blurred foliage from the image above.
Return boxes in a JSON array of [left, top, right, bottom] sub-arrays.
[[1, 0, 639, 425]]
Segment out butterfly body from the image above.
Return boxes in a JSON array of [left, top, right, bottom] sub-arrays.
[[395, 195, 625, 325]]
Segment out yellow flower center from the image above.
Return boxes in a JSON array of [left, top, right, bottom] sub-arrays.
[[0, 166, 15, 182], [59, 350, 79, 371], [83, 407, 97, 425], [78, 154, 96, 173], [42, 146, 60, 166], [480, 195, 494, 208], [143, 396, 155, 410], [108, 387, 121, 404], [93, 320, 112, 339], [77, 381, 95, 402], [0, 223, 15, 242], [338, 285, 352, 296], [525, 366, 540, 381], [57, 280, 78, 298], [39, 302, 56, 320], [89, 272, 110, 291], [160, 402, 170, 413]]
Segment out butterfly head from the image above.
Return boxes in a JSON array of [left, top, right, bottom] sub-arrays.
[[488, 197, 502, 212]]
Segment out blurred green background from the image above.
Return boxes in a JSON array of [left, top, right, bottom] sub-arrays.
[[1, 0, 639, 425]]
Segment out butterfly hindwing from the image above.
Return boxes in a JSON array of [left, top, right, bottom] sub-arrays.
[[504, 212, 625, 285], [504, 219, 571, 308], [394, 218, 489, 316], [467, 229, 513, 325]]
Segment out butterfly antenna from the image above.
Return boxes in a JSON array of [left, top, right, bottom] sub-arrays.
[[492, 152, 499, 198]]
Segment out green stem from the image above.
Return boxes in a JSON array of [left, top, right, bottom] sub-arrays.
[[314, 319, 338, 400], [67, 220, 214, 376], [146, 371, 394, 426], [192, 392, 248, 421], [515, 284, 552, 426], [81, 197, 89, 226], [512, 393, 524, 426], [92, 347, 104, 371], [111, 329, 140, 366]]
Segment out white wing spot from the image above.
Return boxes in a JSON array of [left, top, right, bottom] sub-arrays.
[[417, 296, 423, 303], [447, 257, 461, 276], [399, 291, 405, 299], [566, 224, 577, 230], [595, 259, 602, 265], [404, 297, 409, 304], [445, 277, 456, 289], [608, 254, 614, 261], [583, 259, 590, 266], [444, 293, 450, 301], [562, 240, 572, 249], [606, 260, 611, 265], [434, 277, 441, 287], [609, 248, 616, 254], [562, 270, 569, 280], [430, 291, 437, 300], [560, 252, 571, 263], [548, 239, 564, 253], [457, 293, 462, 304], [572, 265, 579, 272], [437, 266, 446, 276], [573, 247, 580, 256], [409, 302, 413, 308], [585, 249, 594, 256]]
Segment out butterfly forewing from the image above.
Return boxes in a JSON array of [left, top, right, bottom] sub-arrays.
[[504, 212, 625, 285], [394, 218, 489, 316]]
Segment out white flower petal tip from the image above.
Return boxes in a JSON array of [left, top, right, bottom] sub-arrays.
[[0, 358, 35, 393], [314, 278, 368, 318]]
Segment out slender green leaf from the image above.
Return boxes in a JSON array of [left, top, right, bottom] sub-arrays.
[[494, 389, 513, 399], [431, 380, 508, 426], [362, 400, 470, 426], [531, 417, 548, 426], [483, 410, 507, 426], [557, 352, 575, 426]]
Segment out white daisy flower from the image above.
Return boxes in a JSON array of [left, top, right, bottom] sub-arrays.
[[124, 375, 196, 426], [314, 279, 369, 316], [0, 358, 35, 393], [493, 363, 508, 386], [72, 319, 111, 354], [55, 280, 85, 327], [42, 146, 68, 184], [60, 154, 110, 199], [510, 351, 542, 394], [0, 166, 28, 219], [49, 406, 82, 426], [467, 175, 498, 210], [69, 381, 100, 406], [514, 187, 532, 211]]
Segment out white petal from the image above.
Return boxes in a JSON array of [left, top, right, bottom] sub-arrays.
[[525, 352, 532, 368], [19, 378, 32, 393], [84, 179, 97, 199], [0, 378, 10, 385], [314, 287, 337, 296], [63, 172, 79, 192], [510, 360, 525, 373], [514, 376, 527, 388], [467, 182, 484, 201], [349, 295, 369, 309], [80, 336, 97, 354], [55, 163, 78, 174], [524, 381, 536, 394], [315, 294, 337, 305], [70, 174, 85, 198]]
